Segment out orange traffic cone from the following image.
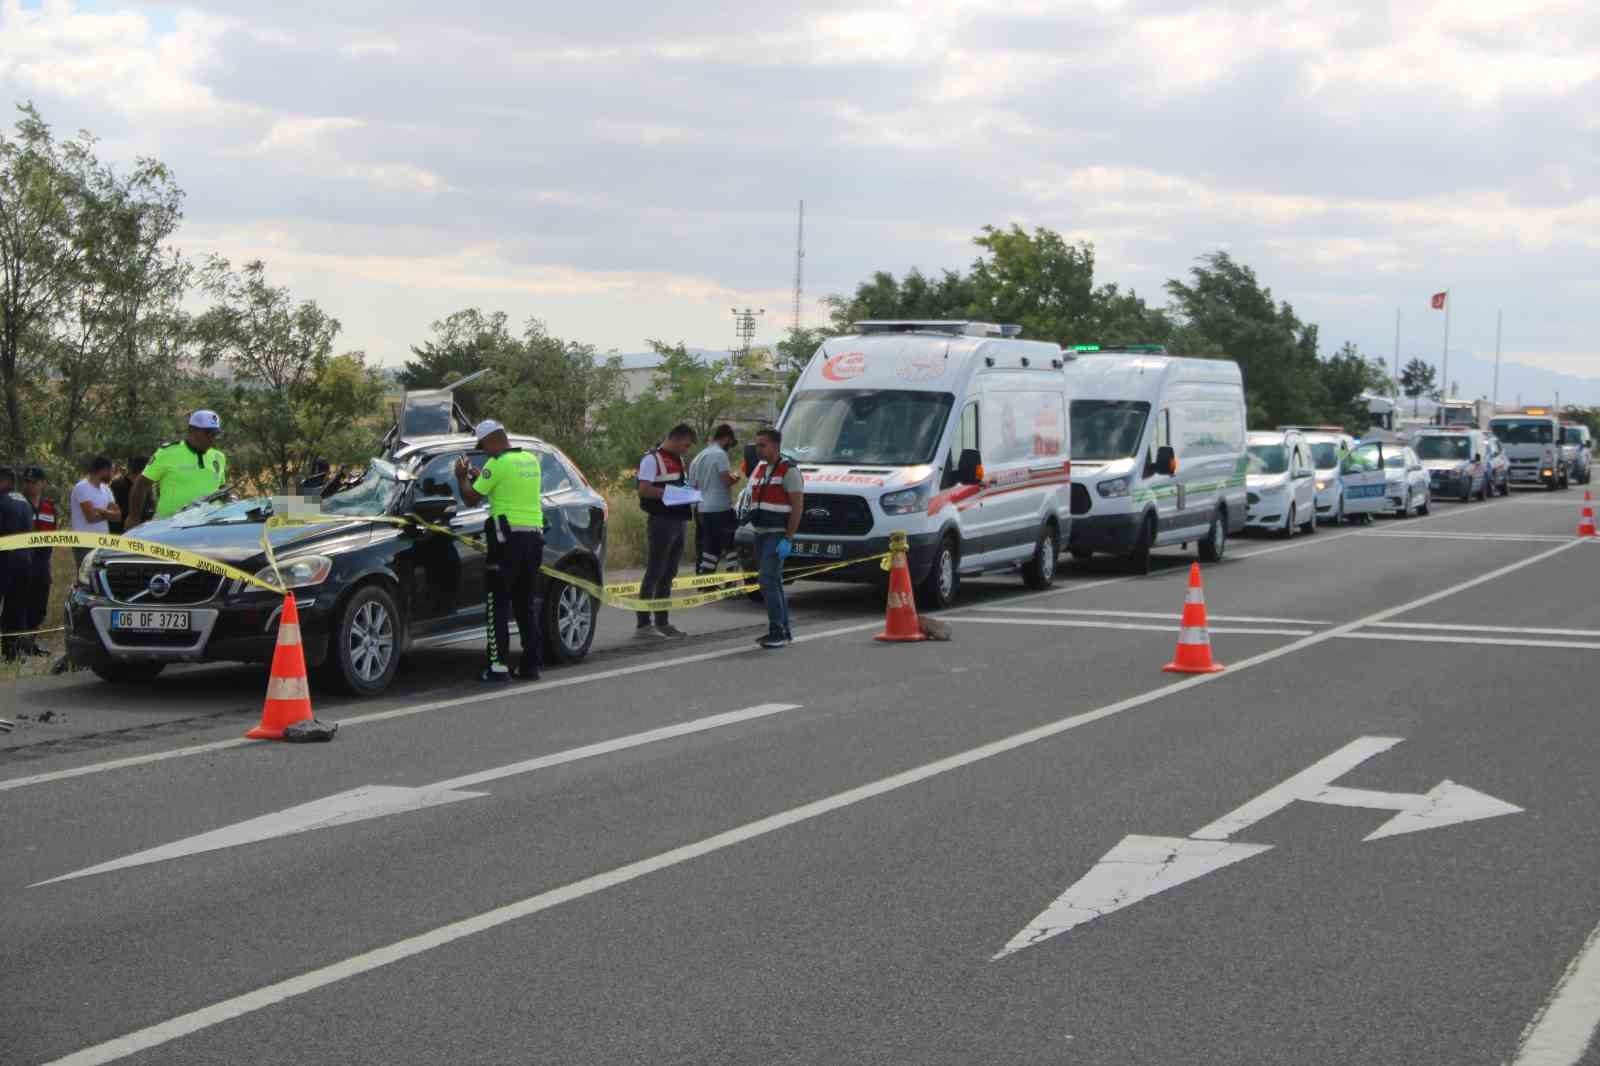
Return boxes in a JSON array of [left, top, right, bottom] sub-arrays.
[[1580, 492, 1596, 538], [247, 595, 315, 739], [875, 535, 927, 643], [1163, 563, 1224, 674]]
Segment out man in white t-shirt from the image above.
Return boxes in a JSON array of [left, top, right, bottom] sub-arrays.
[[69, 455, 120, 564]]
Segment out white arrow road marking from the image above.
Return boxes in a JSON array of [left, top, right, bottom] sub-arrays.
[[992, 836, 1273, 960], [34, 703, 800, 886], [998, 737, 1522, 959]]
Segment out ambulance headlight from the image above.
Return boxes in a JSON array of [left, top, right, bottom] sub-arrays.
[[1097, 475, 1132, 498], [880, 481, 932, 515], [253, 555, 334, 592]]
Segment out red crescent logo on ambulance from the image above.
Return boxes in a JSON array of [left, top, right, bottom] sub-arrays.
[[822, 352, 867, 381]]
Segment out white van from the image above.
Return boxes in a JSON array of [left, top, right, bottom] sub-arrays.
[[734, 321, 1072, 608], [1063, 353, 1248, 569]]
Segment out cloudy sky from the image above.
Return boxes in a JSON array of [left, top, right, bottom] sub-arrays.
[[3, 0, 1596, 401]]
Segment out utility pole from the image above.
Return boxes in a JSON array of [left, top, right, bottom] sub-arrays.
[[1492, 310, 1502, 411], [791, 200, 805, 337], [732, 307, 769, 422]]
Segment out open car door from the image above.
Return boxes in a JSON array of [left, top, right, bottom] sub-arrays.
[[1342, 442, 1388, 520]]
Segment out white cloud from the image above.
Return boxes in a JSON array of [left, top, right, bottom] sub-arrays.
[[0, 0, 1595, 399]]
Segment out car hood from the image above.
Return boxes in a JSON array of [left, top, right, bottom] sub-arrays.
[[1072, 457, 1137, 479], [103, 512, 377, 568], [1422, 459, 1470, 471], [790, 463, 934, 493], [1247, 474, 1289, 490]]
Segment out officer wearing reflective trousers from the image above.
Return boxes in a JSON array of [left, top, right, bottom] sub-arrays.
[[455, 419, 544, 683]]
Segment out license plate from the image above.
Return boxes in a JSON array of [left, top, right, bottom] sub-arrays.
[[1349, 485, 1385, 499], [111, 610, 190, 631], [792, 540, 843, 558]]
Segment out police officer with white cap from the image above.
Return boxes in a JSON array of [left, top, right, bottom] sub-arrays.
[[454, 419, 545, 682], [125, 410, 227, 532]]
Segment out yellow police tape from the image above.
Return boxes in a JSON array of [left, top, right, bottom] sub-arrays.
[[0, 531, 280, 591], [1, 518, 897, 616]]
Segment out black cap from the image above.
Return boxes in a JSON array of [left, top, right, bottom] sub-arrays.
[[22, 465, 46, 481], [0, 466, 15, 482]]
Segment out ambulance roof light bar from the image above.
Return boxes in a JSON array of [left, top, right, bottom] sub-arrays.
[[852, 320, 1021, 338]]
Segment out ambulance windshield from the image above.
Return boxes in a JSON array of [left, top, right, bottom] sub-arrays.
[[1070, 400, 1150, 461], [781, 389, 954, 466]]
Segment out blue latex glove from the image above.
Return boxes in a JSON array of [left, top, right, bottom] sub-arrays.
[[775, 536, 793, 561]]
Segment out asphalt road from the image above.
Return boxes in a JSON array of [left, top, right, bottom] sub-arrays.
[[5, 491, 1600, 1065]]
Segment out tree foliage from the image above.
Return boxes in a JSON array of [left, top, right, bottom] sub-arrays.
[[1399, 357, 1439, 416], [478, 319, 623, 473]]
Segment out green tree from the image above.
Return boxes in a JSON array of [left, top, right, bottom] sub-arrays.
[[1398, 358, 1437, 417], [483, 319, 623, 472], [398, 308, 519, 419], [824, 267, 975, 332], [1320, 342, 1393, 431], [0, 102, 97, 458], [193, 257, 361, 492], [1166, 252, 1326, 427], [646, 340, 744, 445]]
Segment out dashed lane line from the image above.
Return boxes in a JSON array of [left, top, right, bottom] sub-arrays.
[[975, 607, 1334, 626], [1511, 913, 1600, 1066], [1336, 632, 1600, 652], [36, 537, 1585, 1066], [1367, 621, 1600, 638]]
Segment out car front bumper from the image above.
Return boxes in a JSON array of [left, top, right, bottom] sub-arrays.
[[65, 586, 333, 669], [1067, 512, 1142, 554]]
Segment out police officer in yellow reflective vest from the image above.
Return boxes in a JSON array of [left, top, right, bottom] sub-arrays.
[[125, 410, 227, 532], [455, 419, 544, 683]]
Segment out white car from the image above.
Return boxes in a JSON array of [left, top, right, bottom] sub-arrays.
[[1284, 428, 1356, 524], [1342, 441, 1430, 518], [1246, 430, 1318, 536]]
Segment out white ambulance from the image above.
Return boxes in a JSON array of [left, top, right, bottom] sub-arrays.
[[1062, 350, 1248, 570], [734, 321, 1072, 609]]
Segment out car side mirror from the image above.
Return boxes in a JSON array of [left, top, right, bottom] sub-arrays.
[[411, 496, 458, 524], [1294, 469, 1312, 479], [1147, 445, 1177, 478], [1474, 453, 1483, 463], [956, 448, 984, 486]]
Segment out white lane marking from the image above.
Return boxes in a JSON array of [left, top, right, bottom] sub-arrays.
[[1368, 621, 1600, 638], [951, 617, 1314, 637], [35, 704, 801, 885], [0, 497, 1539, 794], [997, 736, 1521, 958], [1191, 737, 1521, 843], [1370, 531, 1573, 543], [976, 607, 1334, 625], [1511, 915, 1600, 1066], [42, 539, 1583, 1066], [994, 835, 1274, 958], [1336, 632, 1600, 652]]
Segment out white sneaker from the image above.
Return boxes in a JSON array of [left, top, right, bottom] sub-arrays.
[[658, 624, 689, 638], [634, 625, 668, 640]]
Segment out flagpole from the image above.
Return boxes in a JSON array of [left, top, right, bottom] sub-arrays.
[[1492, 309, 1502, 411], [1441, 287, 1451, 405], [1393, 307, 1401, 398]]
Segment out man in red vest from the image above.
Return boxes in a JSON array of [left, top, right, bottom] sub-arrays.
[[635, 423, 697, 639], [744, 427, 805, 649]]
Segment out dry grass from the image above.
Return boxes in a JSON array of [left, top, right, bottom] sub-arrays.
[[602, 488, 712, 573], [1, 549, 77, 682]]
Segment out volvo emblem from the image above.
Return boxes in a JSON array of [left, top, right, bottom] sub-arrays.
[[805, 507, 831, 520], [147, 573, 173, 599]]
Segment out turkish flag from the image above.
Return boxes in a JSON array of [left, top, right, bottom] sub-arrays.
[[1430, 292, 1447, 310]]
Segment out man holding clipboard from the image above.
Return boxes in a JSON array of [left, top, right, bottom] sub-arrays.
[[635, 423, 699, 639]]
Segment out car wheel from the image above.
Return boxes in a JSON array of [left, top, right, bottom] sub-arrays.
[[1198, 508, 1227, 562], [1461, 479, 1473, 503], [90, 661, 165, 683], [916, 535, 960, 610], [1128, 513, 1157, 574], [1561, 467, 1571, 489], [1022, 522, 1058, 590], [1477, 477, 1488, 501], [544, 567, 598, 664], [1334, 495, 1345, 525], [1418, 489, 1431, 516], [1300, 502, 1316, 534], [1548, 474, 1560, 491], [1395, 492, 1410, 518], [1280, 504, 1296, 539], [321, 583, 401, 697]]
